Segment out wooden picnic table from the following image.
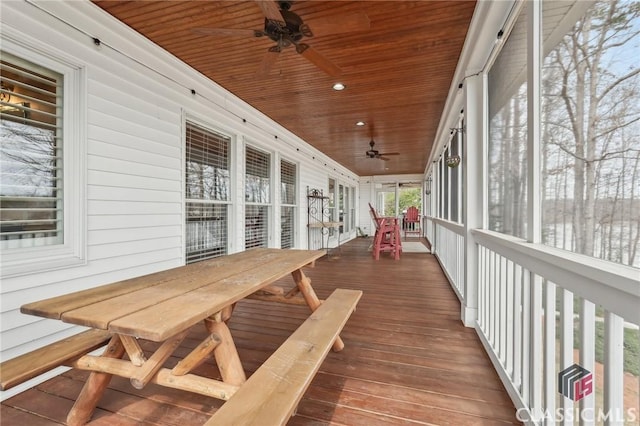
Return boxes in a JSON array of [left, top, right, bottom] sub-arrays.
[[19, 248, 357, 426]]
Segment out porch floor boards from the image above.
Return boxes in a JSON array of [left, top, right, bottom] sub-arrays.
[[1, 238, 521, 425]]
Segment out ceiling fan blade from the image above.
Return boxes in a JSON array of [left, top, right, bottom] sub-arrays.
[[192, 27, 263, 37], [256, 47, 281, 76], [255, 0, 284, 23], [378, 156, 391, 161], [296, 43, 341, 77], [308, 12, 370, 36], [378, 152, 400, 156]]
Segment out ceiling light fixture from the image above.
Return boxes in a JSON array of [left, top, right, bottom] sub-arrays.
[[356, 121, 365, 126], [332, 82, 345, 91]]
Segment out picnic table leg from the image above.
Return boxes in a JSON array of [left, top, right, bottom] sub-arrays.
[[67, 336, 125, 426], [291, 269, 345, 352], [205, 317, 246, 386]]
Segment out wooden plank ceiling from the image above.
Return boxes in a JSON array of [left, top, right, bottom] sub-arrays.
[[92, 1, 476, 176]]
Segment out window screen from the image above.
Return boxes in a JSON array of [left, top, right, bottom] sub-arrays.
[[1, 53, 63, 247], [185, 122, 230, 262], [280, 159, 296, 249]]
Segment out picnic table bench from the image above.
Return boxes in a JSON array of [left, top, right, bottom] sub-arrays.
[[0, 248, 362, 425]]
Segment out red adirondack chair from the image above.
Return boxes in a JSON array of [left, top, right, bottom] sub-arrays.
[[404, 206, 421, 238]]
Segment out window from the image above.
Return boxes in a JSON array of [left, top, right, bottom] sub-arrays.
[[0, 46, 85, 277], [185, 122, 230, 263], [245, 145, 271, 249], [349, 186, 356, 232], [280, 159, 296, 249], [541, 0, 640, 267], [488, 9, 528, 238], [328, 178, 336, 236], [338, 184, 345, 233], [1, 54, 62, 247]]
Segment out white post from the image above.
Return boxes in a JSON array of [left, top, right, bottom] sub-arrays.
[[527, 0, 543, 419], [461, 74, 483, 327]]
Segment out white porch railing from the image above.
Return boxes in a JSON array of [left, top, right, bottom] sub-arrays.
[[425, 217, 434, 248], [431, 218, 465, 302], [473, 229, 639, 426]]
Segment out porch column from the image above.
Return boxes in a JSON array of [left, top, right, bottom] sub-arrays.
[[461, 74, 483, 327]]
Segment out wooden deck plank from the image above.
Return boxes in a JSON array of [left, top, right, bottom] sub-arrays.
[[2, 238, 520, 425]]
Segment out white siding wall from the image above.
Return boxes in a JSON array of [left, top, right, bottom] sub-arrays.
[[0, 0, 357, 399]]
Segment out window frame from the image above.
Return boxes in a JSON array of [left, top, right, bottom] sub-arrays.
[[183, 119, 233, 263], [244, 143, 273, 249], [0, 34, 86, 278]]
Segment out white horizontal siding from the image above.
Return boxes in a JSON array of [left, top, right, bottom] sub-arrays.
[[89, 126, 180, 159], [87, 170, 182, 192], [88, 237, 182, 261], [88, 185, 182, 203], [88, 226, 182, 245], [87, 200, 182, 216], [1, 0, 359, 401]]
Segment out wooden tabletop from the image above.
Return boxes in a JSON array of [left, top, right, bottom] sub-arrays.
[[21, 248, 325, 342]]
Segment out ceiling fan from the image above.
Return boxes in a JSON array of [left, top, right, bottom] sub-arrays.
[[365, 140, 400, 161], [192, 1, 370, 77]]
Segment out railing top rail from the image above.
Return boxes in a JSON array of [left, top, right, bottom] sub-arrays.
[[472, 229, 640, 324], [429, 217, 465, 236]]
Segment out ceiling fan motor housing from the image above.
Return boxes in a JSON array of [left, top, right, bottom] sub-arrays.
[[264, 9, 312, 43]]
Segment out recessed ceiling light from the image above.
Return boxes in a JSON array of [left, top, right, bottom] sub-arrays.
[[356, 121, 366, 126], [332, 82, 345, 91]]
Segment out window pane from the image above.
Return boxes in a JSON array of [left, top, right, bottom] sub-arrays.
[[350, 187, 355, 231], [246, 205, 268, 249], [1, 53, 63, 246], [280, 159, 296, 205], [338, 184, 344, 233], [541, 0, 640, 267], [280, 205, 294, 249], [280, 159, 296, 249], [245, 146, 270, 203], [186, 123, 230, 202], [186, 202, 228, 262], [488, 9, 528, 238]]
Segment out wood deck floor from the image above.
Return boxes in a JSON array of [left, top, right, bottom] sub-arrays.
[[1, 238, 521, 425]]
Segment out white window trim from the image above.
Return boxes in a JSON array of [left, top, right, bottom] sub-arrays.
[[0, 32, 87, 278], [181, 114, 236, 262]]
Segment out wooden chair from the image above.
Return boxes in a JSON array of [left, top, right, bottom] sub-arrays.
[[368, 203, 401, 260], [404, 206, 421, 238]]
